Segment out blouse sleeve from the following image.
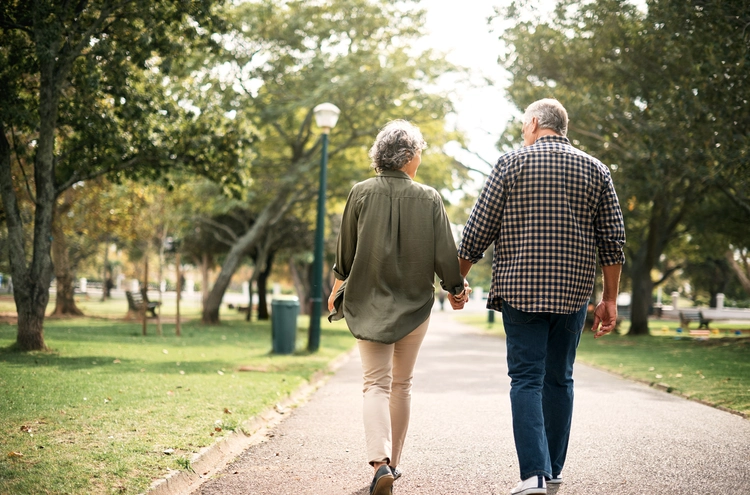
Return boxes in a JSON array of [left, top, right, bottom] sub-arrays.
[[332, 186, 359, 281]]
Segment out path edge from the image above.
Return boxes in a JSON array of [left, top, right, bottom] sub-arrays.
[[140, 347, 356, 495]]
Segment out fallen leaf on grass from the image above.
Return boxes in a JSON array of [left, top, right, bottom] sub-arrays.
[[8, 452, 23, 458], [163, 449, 175, 455], [214, 427, 222, 432], [20, 425, 32, 433], [224, 408, 232, 414], [238, 366, 268, 372]]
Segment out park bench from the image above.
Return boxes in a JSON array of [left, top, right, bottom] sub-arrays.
[[679, 310, 711, 330], [125, 290, 161, 318], [227, 303, 250, 313]]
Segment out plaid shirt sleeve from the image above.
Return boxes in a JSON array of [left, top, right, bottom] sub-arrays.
[[594, 174, 626, 266], [457, 155, 513, 263]]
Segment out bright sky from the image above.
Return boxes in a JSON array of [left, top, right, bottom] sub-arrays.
[[420, 1, 519, 175]]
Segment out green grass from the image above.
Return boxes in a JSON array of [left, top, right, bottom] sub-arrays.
[[0, 293, 205, 318], [459, 315, 750, 417], [0, 309, 355, 495]]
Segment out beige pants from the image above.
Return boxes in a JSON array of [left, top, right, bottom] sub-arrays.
[[357, 317, 429, 468]]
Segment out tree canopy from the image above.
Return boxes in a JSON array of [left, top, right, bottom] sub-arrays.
[[496, 0, 750, 333]]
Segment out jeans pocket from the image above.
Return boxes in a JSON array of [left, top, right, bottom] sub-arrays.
[[564, 304, 587, 335], [502, 301, 539, 325]]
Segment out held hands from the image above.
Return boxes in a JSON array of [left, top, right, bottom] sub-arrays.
[[591, 299, 617, 338], [449, 281, 472, 310]]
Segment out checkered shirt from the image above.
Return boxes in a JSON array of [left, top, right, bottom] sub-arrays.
[[458, 135, 626, 314]]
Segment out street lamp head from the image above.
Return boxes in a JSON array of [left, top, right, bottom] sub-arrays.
[[313, 103, 340, 133]]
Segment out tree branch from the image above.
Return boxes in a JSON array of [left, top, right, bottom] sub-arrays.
[[568, 123, 636, 159], [55, 156, 158, 196], [0, 122, 29, 276], [10, 124, 36, 204], [653, 264, 681, 286], [197, 217, 240, 244], [726, 249, 750, 295]]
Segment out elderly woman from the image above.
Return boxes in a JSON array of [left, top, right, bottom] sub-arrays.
[[328, 120, 467, 495]]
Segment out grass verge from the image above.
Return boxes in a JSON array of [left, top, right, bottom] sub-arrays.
[[0, 311, 354, 495], [459, 314, 750, 418]]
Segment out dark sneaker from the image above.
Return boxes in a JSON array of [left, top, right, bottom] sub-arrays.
[[370, 464, 394, 495], [510, 475, 546, 495], [389, 466, 402, 480]]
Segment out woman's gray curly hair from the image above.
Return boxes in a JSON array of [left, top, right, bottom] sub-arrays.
[[369, 120, 427, 173]]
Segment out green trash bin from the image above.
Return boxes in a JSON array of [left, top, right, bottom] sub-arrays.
[[271, 296, 299, 354]]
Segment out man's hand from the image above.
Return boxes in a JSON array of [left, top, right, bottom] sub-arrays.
[[449, 282, 472, 310], [591, 299, 617, 338]]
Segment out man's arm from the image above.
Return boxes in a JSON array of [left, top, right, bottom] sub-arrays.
[[591, 263, 622, 338]]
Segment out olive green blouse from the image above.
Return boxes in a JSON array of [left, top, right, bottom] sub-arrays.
[[331, 170, 465, 343]]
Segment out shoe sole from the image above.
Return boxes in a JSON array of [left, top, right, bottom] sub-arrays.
[[511, 490, 546, 495], [372, 474, 394, 495]]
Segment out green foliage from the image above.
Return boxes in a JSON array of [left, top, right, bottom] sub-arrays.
[[495, 0, 750, 330], [213, 0, 469, 204]]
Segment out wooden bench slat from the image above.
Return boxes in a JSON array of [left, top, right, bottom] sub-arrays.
[[126, 290, 161, 317]]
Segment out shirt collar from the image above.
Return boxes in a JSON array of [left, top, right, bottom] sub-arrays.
[[378, 169, 412, 180], [535, 135, 572, 145]]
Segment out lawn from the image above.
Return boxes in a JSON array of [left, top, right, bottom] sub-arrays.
[[0, 298, 355, 495], [459, 314, 750, 418]]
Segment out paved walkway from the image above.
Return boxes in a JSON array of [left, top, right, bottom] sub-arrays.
[[190, 305, 750, 495]]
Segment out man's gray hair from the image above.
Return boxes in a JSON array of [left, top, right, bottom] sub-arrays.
[[369, 120, 427, 173], [522, 98, 569, 136]]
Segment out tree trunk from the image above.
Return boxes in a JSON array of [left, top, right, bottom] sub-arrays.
[[0, 77, 57, 351], [289, 258, 311, 316], [51, 197, 84, 316], [628, 258, 653, 336], [726, 250, 750, 295], [202, 194, 292, 324], [245, 276, 254, 322], [200, 252, 211, 309], [101, 236, 111, 301], [15, 291, 48, 351], [256, 251, 275, 321]]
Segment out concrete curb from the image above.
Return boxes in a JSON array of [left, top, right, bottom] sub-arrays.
[[140, 348, 357, 495]]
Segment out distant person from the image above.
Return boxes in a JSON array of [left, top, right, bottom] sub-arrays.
[[457, 99, 625, 495], [328, 120, 469, 495]]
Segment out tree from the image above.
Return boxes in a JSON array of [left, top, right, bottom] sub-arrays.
[[0, 0, 237, 350], [196, 0, 469, 323], [496, 0, 750, 334]]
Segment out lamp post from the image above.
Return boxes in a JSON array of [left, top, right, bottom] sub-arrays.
[[308, 102, 340, 352]]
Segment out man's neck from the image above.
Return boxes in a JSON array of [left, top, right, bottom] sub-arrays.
[[534, 129, 561, 142]]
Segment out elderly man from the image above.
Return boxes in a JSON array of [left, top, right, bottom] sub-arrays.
[[455, 98, 625, 495]]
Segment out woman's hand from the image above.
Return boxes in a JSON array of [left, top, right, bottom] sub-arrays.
[[449, 281, 472, 310], [328, 278, 345, 312]]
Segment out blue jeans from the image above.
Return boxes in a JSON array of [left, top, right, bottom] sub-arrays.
[[501, 301, 587, 481]]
